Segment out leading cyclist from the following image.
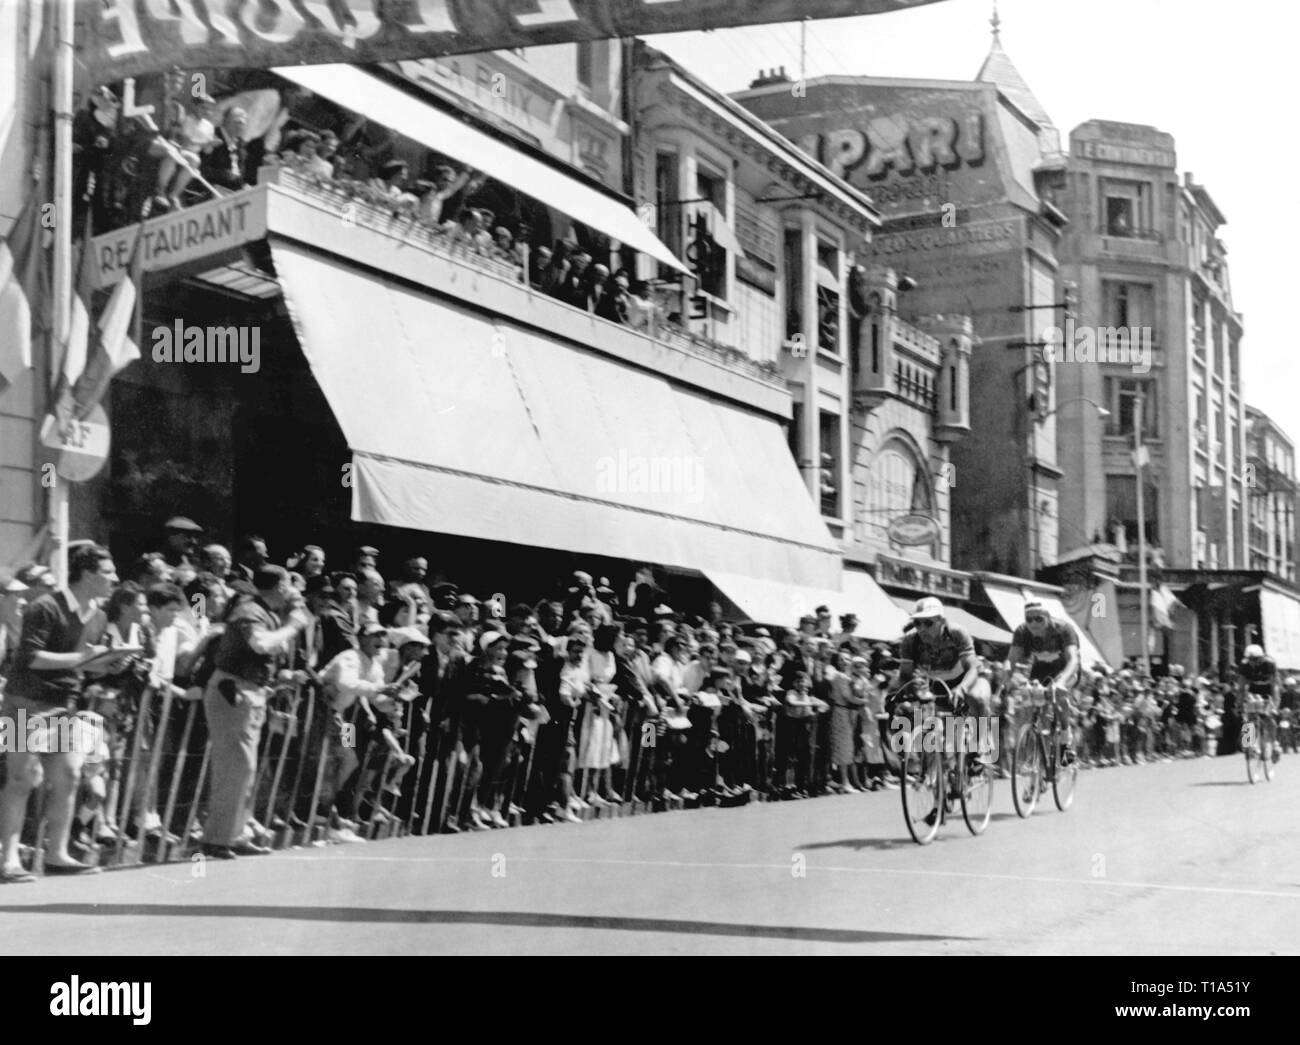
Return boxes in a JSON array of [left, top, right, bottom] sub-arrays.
[[891, 597, 990, 773], [1005, 598, 1080, 765], [1239, 643, 1279, 764]]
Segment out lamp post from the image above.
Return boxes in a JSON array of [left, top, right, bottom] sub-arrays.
[[1134, 393, 1151, 675]]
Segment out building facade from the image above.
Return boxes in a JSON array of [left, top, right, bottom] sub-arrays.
[[734, 32, 1068, 586], [1246, 405, 1297, 582]]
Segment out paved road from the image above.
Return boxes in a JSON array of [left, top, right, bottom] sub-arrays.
[[2, 754, 1296, 955]]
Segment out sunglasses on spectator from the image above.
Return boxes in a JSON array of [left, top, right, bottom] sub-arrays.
[[1026, 615, 1047, 624], [916, 618, 941, 629]]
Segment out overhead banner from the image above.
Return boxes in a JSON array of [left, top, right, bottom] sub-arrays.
[[76, 0, 950, 85]]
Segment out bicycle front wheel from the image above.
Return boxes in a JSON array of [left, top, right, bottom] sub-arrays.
[[1010, 723, 1041, 818], [959, 752, 994, 836], [1051, 730, 1078, 812], [900, 730, 942, 845], [1245, 729, 1262, 784]]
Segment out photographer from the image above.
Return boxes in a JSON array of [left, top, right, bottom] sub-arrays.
[[199, 566, 312, 860]]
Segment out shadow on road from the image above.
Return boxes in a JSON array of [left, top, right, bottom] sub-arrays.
[[0, 903, 973, 945], [1190, 781, 1253, 787]]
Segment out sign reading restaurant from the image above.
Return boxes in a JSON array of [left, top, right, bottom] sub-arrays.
[[90, 192, 268, 290]]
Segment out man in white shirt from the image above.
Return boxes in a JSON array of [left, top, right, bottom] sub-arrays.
[[317, 623, 402, 842]]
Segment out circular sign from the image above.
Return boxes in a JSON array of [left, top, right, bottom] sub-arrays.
[[887, 513, 940, 547], [39, 404, 110, 482]]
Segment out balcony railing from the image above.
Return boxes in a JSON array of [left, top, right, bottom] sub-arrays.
[[270, 165, 785, 388], [893, 363, 937, 413]]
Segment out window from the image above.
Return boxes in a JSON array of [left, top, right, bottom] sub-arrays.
[[1106, 474, 1159, 546], [1194, 388, 1207, 450], [1101, 280, 1154, 330], [690, 167, 727, 299], [783, 227, 803, 343], [654, 152, 681, 280], [819, 411, 841, 518], [576, 40, 594, 91], [1104, 377, 1158, 439], [816, 240, 840, 355], [1101, 178, 1152, 236]]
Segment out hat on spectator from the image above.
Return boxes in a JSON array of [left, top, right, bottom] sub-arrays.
[[814, 605, 831, 616], [3, 576, 28, 594], [479, 630, 508, 652], [361, 621, 388, 639], [1245, 644, 1264, 659], [798, 614, 817, 627], [164, 516, 203, 532], [850, 654, 869, 666], [652, 603, 676, 619], [430, 582, 459, 608], [910, 596, 945, 620], [570, 571, 594, 589], [754, 627, 771, 638], [1023, 599, 1046, 616], [252, 565, 289, 591], [732, 649, 753, 665], [388, 626, 431, 649], [16, 564, 55, 588]]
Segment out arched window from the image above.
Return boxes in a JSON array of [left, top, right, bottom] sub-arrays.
[[862, 436, 937, 553]]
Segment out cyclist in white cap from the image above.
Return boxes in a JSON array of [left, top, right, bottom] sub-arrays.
[[892, 598, 989, 769], [1239, 644, 1279, 762]]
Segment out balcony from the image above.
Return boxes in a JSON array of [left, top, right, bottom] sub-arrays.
[[90, 166, 790, 417], [893, 362, 937, 413]]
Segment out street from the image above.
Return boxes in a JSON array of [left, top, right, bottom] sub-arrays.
[[1, 754, 1295, 955]]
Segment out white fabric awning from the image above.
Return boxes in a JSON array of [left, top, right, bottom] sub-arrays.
[[980, 580, 1110, 670], [272, 241, 840, 588], [274, 64, 687, 274], [1260, 588, 1300, 671], [709, 568, 908, 638]]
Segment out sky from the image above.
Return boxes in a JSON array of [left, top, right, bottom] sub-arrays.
[[643, 0, 1300, 431]]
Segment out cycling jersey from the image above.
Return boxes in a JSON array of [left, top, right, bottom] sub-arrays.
[[1009, 617, 1079, 684], [1239, 656, 1277, 697], [899, 623, 974, 685]]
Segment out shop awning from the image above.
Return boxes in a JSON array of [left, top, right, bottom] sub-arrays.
[[709, 568, 907, 638], [888, 596, 1013, 647], [979, 580, 1110, 670], [1260, 587, 1300, 671], [274, 65, 687, 274], [272, 241, 841, 588]]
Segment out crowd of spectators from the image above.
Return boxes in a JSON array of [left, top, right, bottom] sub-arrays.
[[73, 69, 662, 330], [1, 520, 1293, 879]]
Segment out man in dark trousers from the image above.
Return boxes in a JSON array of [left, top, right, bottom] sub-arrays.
[[201, 565, 311, 859]]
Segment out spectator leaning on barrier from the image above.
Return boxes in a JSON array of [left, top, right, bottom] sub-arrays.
[[200, 565, 312, 860], [1, 543, 137, 881]]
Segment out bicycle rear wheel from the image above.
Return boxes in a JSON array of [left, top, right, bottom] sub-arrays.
[[1010, 723, 1041, 818], [959, 751, 993, 835], [900, 730, 942, 845], [1051, 731, 1078, 812]]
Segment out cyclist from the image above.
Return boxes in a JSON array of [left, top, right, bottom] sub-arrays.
[[1238, 644, 1279, 764], [1005, 598, 1080, 765], [891, 597, 989, 784]]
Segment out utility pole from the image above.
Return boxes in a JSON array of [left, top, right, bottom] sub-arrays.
[[1134, 393, 1151, 674]]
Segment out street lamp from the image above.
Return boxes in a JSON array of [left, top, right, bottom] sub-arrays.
[[1114, 389, 1152, 675], [1032, 396, 1112, 425]]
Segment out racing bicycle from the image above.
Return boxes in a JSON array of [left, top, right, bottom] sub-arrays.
[[1010, 677, 1078, 816], [1241, 691, 1278, 784], [889, 673, 994, 845]]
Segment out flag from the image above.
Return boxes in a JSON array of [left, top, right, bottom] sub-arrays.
[[0, 189, 48, 398], [71, 224, 142, 420]]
